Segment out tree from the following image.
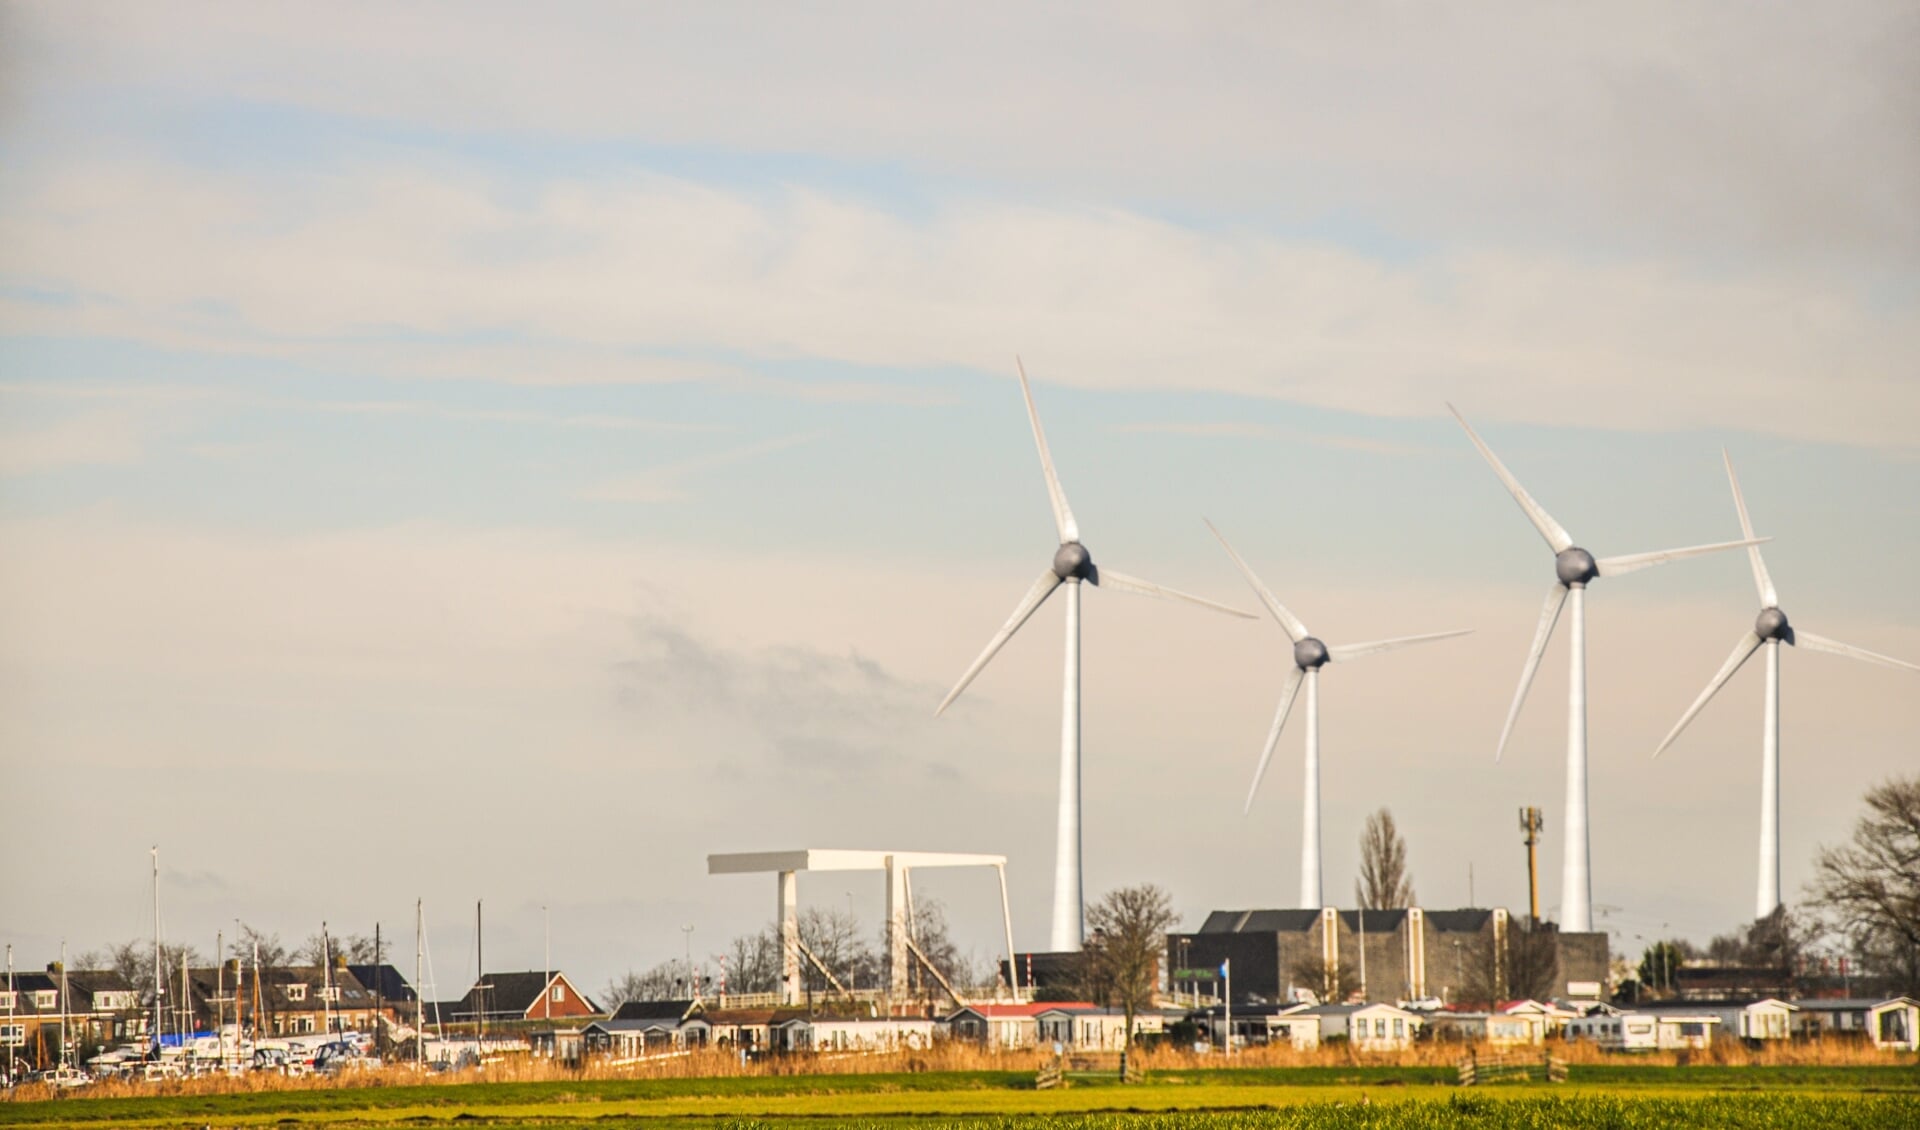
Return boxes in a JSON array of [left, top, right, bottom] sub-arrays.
[[600, 962, 684, 1008], [1638, 939, 1690, 997], [1462, 921, 1560, 1007], [1809, 774, 1920, 995], [1084, 884, 1178, 1047], [1288, 951, 1360, 1004], [299, 931, 376, 966], [1355, 808, 1415, 909]]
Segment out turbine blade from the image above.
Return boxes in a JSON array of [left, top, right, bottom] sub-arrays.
[[1723, 449, 1778, 607], [1496, 584, 1570, 762], [1446, 404, 1574, 554], [1653, 631, 1765, 758], [1327, 628, 1474, 663], [1202, 519, 1311, 641], [1094, 568, 1256, 619], [934, 568, 1063, 715], [1244, 665, 1306, 814], [1594, 536, 1770, 578], [1794, 630, 1920, 673], [1016, 358, 1079, 545]]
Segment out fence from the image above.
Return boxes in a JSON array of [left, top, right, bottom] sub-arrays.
[[1456, 1048, 1567, 1086]]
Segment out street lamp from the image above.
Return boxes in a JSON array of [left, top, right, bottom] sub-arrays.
[[682, 926, 696, 1001]]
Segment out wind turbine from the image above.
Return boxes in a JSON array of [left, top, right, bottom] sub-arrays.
[[1653, 451, 1919, 918], [1207, 520, 1471, 908], [935, 361, 1254, 951], [1448, 405, 1766, 932]]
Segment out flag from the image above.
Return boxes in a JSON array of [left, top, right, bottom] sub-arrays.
[[1219, 959, 1230, 979]]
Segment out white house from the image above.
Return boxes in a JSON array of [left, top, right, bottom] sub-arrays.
[[1200, 1004, 1321, 1051], [1032, 1006, 1168, 1051], [1868, 998, 1918, 1051], [940, 1002, 1057, 1049], [1295, 1002, 1421, 1050], [772, 1015, 934, 1053]]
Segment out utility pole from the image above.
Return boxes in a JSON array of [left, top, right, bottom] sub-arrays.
[[1519, 807, 1545, 927]]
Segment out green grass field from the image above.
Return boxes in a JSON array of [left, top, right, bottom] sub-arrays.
[[4, 1065, 1917, 1129]]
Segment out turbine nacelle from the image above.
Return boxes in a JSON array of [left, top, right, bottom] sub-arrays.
[[1293, 637, 1330, 669], [1555, 547, 1599, 587], [1052, 541, 1093, 581], [1755, 606, 1791, 642]]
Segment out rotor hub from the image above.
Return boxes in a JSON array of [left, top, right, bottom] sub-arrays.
[[1052, 541, 1093, 580], [1293, 637, 1330, 669], [1755, 606, 1791, 641], [1555, 547, 1599, 586]]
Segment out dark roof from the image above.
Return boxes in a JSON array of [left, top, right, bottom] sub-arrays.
[[610, 999, 699, 1022], [1198, 909, 1326, 934], [347, 964, 418, 1003], [1338, 909, 1409, 932], [1424, 909, 1496, 934], [450, 971, 596, 1018]]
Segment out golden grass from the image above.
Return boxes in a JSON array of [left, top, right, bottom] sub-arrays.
[[4, 1034, 1905, 1104]]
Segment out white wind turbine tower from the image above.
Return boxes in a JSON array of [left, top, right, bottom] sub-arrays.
[[1449, 406, 1766, 932], [936, 361, 1253, 951], [1653, 451, 1920, 919], [1207, 521, 1471, 908]]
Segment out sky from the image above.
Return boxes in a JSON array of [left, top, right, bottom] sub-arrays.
[[2, 2, 1917, 998]]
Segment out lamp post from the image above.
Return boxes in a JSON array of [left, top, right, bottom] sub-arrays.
[[682, 926, 695, 1001]]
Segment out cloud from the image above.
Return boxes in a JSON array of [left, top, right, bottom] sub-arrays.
[[0, 410, 147, 473], [1116, 421, 1444, 458], [11, 3, 1916, 267], [611, 613, 964, 785], [584, 431, 823, 503], [3, 160, 1915, 449]]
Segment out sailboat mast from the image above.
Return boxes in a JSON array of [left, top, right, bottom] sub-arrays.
[[414, 900, 423, 1070], [321, 923, 332, 1037], [58, 941, 69, 1071], [151, 846, 162, 1057]]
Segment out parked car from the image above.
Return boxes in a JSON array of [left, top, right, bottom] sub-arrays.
[[313, 1041, 379, 1075]]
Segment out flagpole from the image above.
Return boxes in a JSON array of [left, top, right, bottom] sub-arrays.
[[1221, 958, 1232, 1058]]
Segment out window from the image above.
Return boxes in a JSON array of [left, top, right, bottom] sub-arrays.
[[285, 984, 308, 1002], [1393, 1018, 1404, 1037], [1678, 1022, 1704, 1038], [1374, 1018, 1387, 1038], [320, 986, 340, 1002], [1, 1023, 23, 1045], [0, 992, 12, 1009], [551, 985, 564, 1003], [33, 990, 57, 1009], [95, 991, 133, 1011]]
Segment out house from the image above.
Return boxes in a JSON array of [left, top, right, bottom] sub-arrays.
[[769, 1014, 935, 1053], [583, 1000, 710, 1058], [1191, 1003, 1321, 1051], [1032, 1005, 1169, 1051], [438, 971, 598, 1025], [2, 968, 146, 1068], [1609, 1008, 1721, 1051], [1294, 1002, 1422, 1050], [940, 1002, 1057, 1049], [1485, 999, 1581, 1046], [703, 1008, 786, 1055], [1670, 998, 1796, 1042], [1867, 998, 1918, 1051]]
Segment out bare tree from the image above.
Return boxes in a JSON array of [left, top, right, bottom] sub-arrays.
[[1355, 808, 1415, 909], [1809, 775, 1920, 994], [600, 962, 684, 1007], [1463, 922, 1560, 1006], [1085, 884, 1178, 1046], [1288, 951, 1360, 1004], [299, 932, 376, 966], [724, 928, 782, 995]]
